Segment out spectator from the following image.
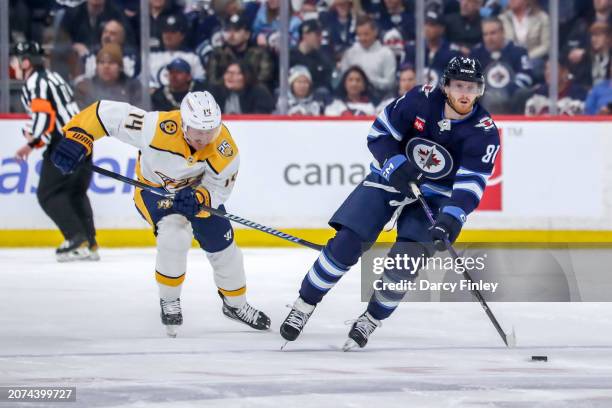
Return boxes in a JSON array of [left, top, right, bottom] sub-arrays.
[[187, 0, 259, 50], [498, 0, 550, 75], [376, 63, 417, 112], [141, 0, 184, 51], [320, 0, 360, 58], [59, 0, 128, 53], [149, 13, 205, 89], [585, 61, 612, 114], [324, 65, 377, 116], [565, 0, 612, 53], [470, 17, 533, 113], [295, 0, 320, 21], [290, 20, 335, 93], [568, 22, 611, 88], [382, 28, 406, 67], [10, 0, 55, 45], [276, 65, 324, 115], [524, 59, 587, 116], [208, 61, 275, 114], [378, 0, 415, 41], [403, 9, 461, 86], [340, 16, 397, 97], [445, 0, 484, 54], [152, 58, 207, 111], [252, 0, 302, 50], [206, 13, 274, 89], [81, 19, 140, 79], [74, 44, 143, 108]]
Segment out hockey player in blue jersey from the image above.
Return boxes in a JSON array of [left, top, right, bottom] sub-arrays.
[[280, 56, 500, 350]]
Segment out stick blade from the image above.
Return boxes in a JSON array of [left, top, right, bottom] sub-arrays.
[[505, 326, 517, 348]]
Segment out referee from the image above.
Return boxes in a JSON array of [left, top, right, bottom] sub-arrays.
[[13, 41, 99, 262]]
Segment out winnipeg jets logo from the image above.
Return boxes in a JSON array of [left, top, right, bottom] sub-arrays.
[[486, 63, 511, 88], [475, 116, 496, 131], [417, 147, 442, 170], [405, 137, 454, 180]]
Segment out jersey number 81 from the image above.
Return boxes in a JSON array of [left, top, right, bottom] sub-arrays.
[[481, 144, 500, 164]]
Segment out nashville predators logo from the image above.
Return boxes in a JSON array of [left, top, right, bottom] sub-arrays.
[[154, 171, 202, 191], [217, 140, 234, 157], [160, 120, 178, 135], [157, 198, 173, 210]]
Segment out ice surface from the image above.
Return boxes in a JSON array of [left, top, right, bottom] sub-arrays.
[[2, 248, 612, 408]]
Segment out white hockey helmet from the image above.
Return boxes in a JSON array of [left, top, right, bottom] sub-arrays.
[[180, 91, 222, 146]]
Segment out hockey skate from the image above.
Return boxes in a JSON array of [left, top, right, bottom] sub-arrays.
[[87, 243, 101, 261], [342, 312, 381, 351], [55, 236, 91, 262], [280, 297, 316, 349], [160, 298, 183, 338], [218, 291, 271, 331]]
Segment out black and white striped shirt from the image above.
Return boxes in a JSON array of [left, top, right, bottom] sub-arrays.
[[21, 68, 80, 148]]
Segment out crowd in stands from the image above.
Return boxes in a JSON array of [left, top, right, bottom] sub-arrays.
[[7, 0, 612, 116]]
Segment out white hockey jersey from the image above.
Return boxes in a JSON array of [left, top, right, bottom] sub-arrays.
[[62, 100, 239, 210]]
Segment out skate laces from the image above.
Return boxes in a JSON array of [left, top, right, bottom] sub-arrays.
[[236, 303, 259, 324], [346, 314, 381, 338], [161, 299, 181, 315], [284, 304, 311, 329]]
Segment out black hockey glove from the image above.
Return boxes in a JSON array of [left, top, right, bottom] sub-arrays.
[[52, 128, 93, 174], [380, 154, 422, 197], [430, 212, 463, 252], [172, 186, 211, 218]]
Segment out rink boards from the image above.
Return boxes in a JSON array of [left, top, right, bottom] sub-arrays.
[[0, 115, 611, 246]]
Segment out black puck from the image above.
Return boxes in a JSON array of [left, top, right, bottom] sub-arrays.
[[531, 355, 548, 362]]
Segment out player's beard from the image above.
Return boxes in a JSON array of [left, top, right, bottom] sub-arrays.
[[446, 94, 476, 116]]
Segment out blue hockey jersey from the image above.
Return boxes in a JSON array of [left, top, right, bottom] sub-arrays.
[[470, 41, 533, 93], [367, 84, 501, 220]]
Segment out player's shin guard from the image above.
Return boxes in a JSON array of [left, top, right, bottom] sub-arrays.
[[367, 240, 428, 321], [207, 241, 246, 307], [208, 242, 271, 330], [298, 227, 362, 306], [155, 214, 192, 300]]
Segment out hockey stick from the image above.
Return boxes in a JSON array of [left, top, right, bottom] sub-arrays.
[[91, 165, 324, 251], [410, 183, 516, 348]]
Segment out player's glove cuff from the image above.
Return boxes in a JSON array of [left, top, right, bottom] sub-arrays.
[[430, 211, 463, 252], [442, 206, 466, 225], [51, 138, 88, 175], [382, 154, 423, 197], [64, 127, 94, 155]]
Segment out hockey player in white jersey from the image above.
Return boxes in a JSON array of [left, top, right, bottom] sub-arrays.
[[51, 91, 271, 337]]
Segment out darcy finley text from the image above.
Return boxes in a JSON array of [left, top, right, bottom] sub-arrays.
[[373, 279, 499, 293]]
